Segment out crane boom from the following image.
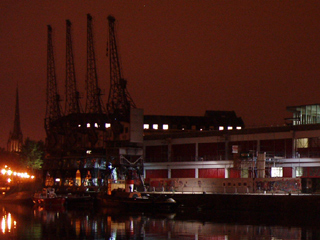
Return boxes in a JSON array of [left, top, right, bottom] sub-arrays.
[[45, 25, 62, 132], [85, 14, 103, 114], [107, 15, 136, 122], [65, 20, 81, 115]]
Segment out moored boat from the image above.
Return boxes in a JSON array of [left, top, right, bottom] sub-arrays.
[[33, 188, 66, 206], [64, 194, 94, 207], [99, 190, 177, 212]]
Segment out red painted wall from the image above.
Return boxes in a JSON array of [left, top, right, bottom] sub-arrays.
[[199, 168, 225, 178], [145, 145, 168, 162], [198, 142, 225, 160], [229, 168, 241, 178], [260, 139, 293, 158], [229, 141, 257, 155], [283, 167, 292, 178], [303, 167, 320, 178], [171, 169, 195, 178], [171, 144, 196, 162], [145, 169, 168, 180]]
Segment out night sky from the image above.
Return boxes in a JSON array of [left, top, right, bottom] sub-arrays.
[[1, 1, 320, 148]]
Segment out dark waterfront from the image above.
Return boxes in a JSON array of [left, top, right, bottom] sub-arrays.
[[1, 203, 320, 240]]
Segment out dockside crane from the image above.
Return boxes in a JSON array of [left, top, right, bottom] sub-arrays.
[[106, 15, 136, 124], [63, 20, 84, 150], [45, 25, 62, 133], [106, 15, 144, 192], [65, 20, 81, 115], [85, 14, 103, 114]]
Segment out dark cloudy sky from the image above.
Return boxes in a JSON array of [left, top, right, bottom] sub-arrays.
[[1, 1, 320, 148]]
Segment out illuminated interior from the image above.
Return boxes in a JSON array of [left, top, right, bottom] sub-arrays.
[[271, 167, 283, 177], [287, 104, 320, 125]]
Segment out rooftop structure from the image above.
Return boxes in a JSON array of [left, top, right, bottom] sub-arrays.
[[286, 104, 320, 125], [143, 110, 244, 132]]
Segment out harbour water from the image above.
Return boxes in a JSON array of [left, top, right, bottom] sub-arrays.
[[1, 203, 320, 239]]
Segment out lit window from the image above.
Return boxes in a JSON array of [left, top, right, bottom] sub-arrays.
[[143, 124, 149, 129], [153, 124, 158, 130], [296, 138, 308, 148], [227, 126, 233, 130], [219, 126, 224, 131], [271, 167, 283, 177], [163, 124, 169, 130], [296, 167, 303, 177], [87, 123, 90, 128], [94, 123, 98, 128], [105, 123, 111, 128], [236, 126, 242, 130], [55, 178, 60, 182]]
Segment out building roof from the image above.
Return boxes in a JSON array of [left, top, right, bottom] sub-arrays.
[[143, 110, 244, 131]]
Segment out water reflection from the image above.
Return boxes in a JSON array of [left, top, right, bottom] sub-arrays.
[[0, 203, 319, 239], [1, 210, 16, 235]]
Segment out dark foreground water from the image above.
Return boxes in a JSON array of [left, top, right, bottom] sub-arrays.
[[1, 203, 320, 239]]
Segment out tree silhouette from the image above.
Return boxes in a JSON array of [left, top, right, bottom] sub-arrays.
[[20, 138, 44, 172]]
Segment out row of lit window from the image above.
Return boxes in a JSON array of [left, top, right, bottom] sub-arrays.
[[79, 123, 111, 128], [79, 123, 242, 131], [144, 124, 169, 130], [219, 126, 242, 131], [144, 124, 242, 131]]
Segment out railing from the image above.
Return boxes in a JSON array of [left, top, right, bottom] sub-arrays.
[[145, 150, 320, 163], [144, 155, 225, 163], [144, 186, 300, 195]]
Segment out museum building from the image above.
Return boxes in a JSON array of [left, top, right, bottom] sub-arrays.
[[142, 104, 320, 190]]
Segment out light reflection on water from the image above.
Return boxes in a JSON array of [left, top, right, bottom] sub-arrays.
[[1, 211, 16, 235], [0, 203, 319, 239]]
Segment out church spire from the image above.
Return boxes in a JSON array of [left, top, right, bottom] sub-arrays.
[[7, 87, 23, 153]]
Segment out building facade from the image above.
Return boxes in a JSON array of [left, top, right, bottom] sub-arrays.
[[143, 105, 320, 193]]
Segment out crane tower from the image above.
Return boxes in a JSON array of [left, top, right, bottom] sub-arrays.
[[45, 25, 62, 133], [65, 20, 81, 115], [107, 15, 136, 123], [86, 14, 103, 114]]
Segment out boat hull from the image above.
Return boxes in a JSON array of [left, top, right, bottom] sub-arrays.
[[33, 197, 66, 206], [98, 192, 177, 212]]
